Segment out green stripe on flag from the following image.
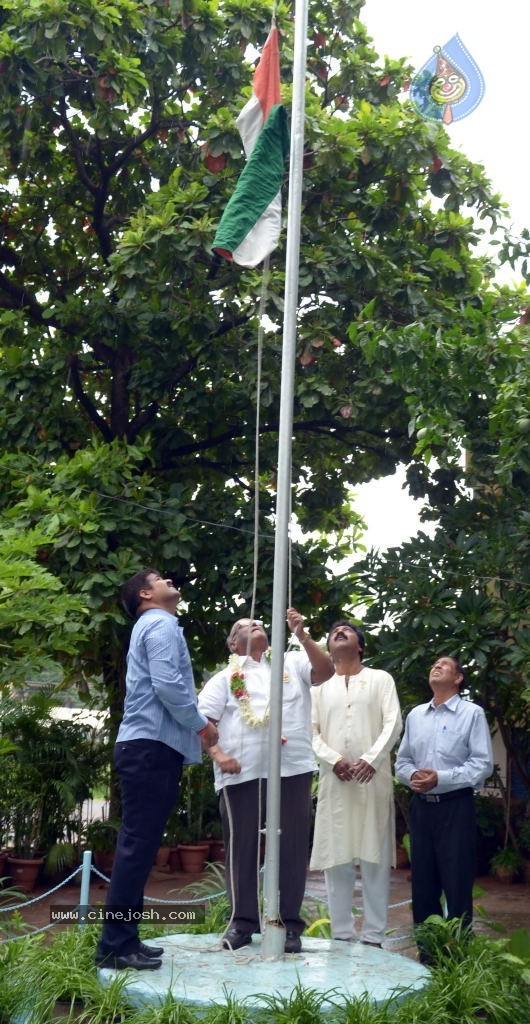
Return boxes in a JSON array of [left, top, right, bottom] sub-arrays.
[[213, 105, 289, 258]]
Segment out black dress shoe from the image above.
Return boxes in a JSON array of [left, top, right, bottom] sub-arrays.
[[95, 950, 162, 970], [285, 931, 302, 953], [138, 941, 164, 958], [222, 928, 253, 950]]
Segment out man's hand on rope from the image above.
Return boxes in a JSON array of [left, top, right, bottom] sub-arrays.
[[212, 747, 241, 774], [286, 607, 308, 642]]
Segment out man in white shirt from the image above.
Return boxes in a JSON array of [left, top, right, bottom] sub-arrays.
[[198, 609, 333, 953], [310, 621, 402, 948], [395, 655, 493, 956]]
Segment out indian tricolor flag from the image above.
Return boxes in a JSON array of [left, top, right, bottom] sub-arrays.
[[213, 26, 289, 268]]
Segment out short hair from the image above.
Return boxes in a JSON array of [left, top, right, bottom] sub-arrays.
[[120, 568, 160, 619], [327, 619, 365, 660], [443, 655, 465, 686]]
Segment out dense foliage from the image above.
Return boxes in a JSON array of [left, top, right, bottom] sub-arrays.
[[0, 0, 527, 734]]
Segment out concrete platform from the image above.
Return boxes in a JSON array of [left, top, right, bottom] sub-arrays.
[[97, 934, 430, 1010]]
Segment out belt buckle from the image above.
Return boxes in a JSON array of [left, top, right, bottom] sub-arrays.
[[425, 794, 440, 803]]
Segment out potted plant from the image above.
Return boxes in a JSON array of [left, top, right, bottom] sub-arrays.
[[206, 820, 225, 863], [516, 819, 530, 883], [84, 818, 120, 875], [175, 757, 217, 873], [7, 789, 45, 892], [393, 780, 411, 869], [490, 846, 524, 883]]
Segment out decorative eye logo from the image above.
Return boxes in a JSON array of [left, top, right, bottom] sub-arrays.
[[410, 35, 485, 125]]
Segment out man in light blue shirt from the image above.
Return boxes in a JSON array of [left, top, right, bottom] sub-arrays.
[[95, 569, 218, 971], [395, 655, 493, 956]]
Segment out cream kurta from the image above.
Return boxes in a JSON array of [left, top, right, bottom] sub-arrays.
[[310, 666, 402, 869]]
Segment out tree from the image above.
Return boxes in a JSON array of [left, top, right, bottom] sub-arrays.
[[0, 518, 87, 684], [0, 0, 526, 718], [350, 323, 530, 791]]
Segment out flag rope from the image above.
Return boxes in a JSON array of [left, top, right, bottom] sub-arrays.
[[248, 256, 270, 632]]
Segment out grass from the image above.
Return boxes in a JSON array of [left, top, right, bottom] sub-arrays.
[[1, 905, 529, 1024]]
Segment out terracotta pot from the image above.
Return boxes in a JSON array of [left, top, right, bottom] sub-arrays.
[[0, 851, 8, 880], [177, 843, 209, 873], [167, 847, 181, 872], [395, 845, 410, 870], [7, 856, 44, 893], [93, 850, 115, 876], [208, 839, 225, 862], [154, 845, 170, 869]]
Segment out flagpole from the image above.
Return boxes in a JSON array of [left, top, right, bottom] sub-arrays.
[[261, 0, 309, 960]]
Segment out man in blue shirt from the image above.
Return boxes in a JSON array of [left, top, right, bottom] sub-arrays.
[[95, 569, 218, 971], [395, 655, 493, 957]]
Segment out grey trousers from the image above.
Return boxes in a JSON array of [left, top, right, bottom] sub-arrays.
[[219, 773, 313, 936]]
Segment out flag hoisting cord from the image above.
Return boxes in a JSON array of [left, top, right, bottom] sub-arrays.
[[261, 0, 309, 959], [212, 2, 309, 959]]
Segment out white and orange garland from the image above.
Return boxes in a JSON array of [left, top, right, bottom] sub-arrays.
[[228, 652, 289, 730]]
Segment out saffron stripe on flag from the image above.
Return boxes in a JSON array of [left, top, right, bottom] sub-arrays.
[[212, 26, 288, 268]]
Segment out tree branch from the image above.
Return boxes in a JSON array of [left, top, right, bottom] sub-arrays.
[[67, 356, 113, 441], [0, 269, 49, 325]]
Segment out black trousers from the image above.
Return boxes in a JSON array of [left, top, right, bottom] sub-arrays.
[[410, 789, 476, 928], [219, 773, 313, 936], [97, 739, 183, 956]]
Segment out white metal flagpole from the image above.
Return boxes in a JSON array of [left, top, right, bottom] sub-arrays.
[[261, 0, 309, 959]]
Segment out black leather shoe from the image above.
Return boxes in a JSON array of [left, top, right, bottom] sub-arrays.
[[285, 931, 302, 953], [138, 941, 164, 958], [95, 951, 162, 970], [361, 940, 382, 948], [222, 928, 253, 950]]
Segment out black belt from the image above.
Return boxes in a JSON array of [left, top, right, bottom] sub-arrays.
[[417, 788, 473, 804]]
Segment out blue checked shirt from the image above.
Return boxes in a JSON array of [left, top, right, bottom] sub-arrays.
[[395, 694, 493, 794], [117, 608, 207, 764]]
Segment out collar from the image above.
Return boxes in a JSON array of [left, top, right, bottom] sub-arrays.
[[428, 692, 461, 712]]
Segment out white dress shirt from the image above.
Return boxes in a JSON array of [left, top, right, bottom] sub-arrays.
[[198, 651, 315, 791]]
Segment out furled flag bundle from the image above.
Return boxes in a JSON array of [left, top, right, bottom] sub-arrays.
[[212, 26, 289, 268]]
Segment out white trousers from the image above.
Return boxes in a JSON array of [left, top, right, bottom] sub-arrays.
[[324, 818, 392, 944]]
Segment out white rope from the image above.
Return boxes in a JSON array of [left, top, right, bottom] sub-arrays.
[[248, 255, 270, 632], [0, 864, 83, 913]]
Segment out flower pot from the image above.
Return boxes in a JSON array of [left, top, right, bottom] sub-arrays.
[[177, 842, 209, 873], [7, 856, 44, 893], [208, 839, 225, 862], [395, 844, 410, 870], [0, 850, 8, 881], [167, 847, 181, 873], [154, 845, 170, 869], [93, 850, 115, 876]]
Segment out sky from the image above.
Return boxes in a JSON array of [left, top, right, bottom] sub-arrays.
[[351, 0, 529, 552]]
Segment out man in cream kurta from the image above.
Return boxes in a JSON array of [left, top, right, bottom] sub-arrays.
[[311, 621, 402, 946]]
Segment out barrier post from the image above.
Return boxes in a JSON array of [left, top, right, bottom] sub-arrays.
[[78, 849, 92, 929]]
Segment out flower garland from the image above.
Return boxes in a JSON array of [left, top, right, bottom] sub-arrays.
[[228, 652, 289, 729]]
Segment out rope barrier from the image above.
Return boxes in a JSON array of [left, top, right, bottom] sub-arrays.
[[0, 864, 83, 913], [0, 856, 413, 950], [0, 921, 58, 944]]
